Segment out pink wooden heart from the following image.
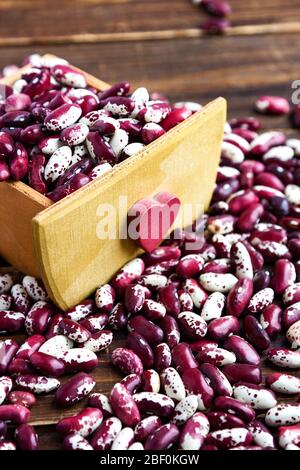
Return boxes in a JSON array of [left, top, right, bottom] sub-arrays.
[[128, 191, 181, 253]]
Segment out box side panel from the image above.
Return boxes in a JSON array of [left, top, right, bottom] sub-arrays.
[[33, 98, 226, 310], [0, 182, 50, 277]]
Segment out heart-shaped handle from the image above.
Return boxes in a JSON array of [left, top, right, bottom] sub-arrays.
[[127, 191, 181, 253]]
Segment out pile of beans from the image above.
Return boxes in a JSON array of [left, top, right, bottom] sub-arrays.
[[0, 54, 199, 202], [1, 61, 300, 449]]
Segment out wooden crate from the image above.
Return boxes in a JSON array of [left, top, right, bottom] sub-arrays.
[[0, 56, 226, 310]]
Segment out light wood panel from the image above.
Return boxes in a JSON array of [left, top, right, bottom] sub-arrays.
[[0, 0, 299, 450]]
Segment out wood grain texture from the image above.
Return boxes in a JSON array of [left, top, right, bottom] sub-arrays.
[[0, 34, 298, 131], [33, 97, 225, 310], [0, 0, 299, 43]]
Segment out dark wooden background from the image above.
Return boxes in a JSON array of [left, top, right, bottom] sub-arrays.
[[0, 0, 300, 449]]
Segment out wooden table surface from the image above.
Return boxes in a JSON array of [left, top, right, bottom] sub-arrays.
[[0, 0, 300, 450]]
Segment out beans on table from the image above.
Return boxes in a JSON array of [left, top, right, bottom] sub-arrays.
[[1, 52, 300, 450]]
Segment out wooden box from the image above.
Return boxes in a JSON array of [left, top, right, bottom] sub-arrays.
[[0, 56, 226, 310]]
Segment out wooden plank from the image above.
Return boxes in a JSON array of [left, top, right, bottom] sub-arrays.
[[0, 0, 299, 42], [230, 0, 300, 26], [0, 56, 225, 311], [26, 357, 300, 426], [33, 98, 226, 310], [2, 24, 300, 48]]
